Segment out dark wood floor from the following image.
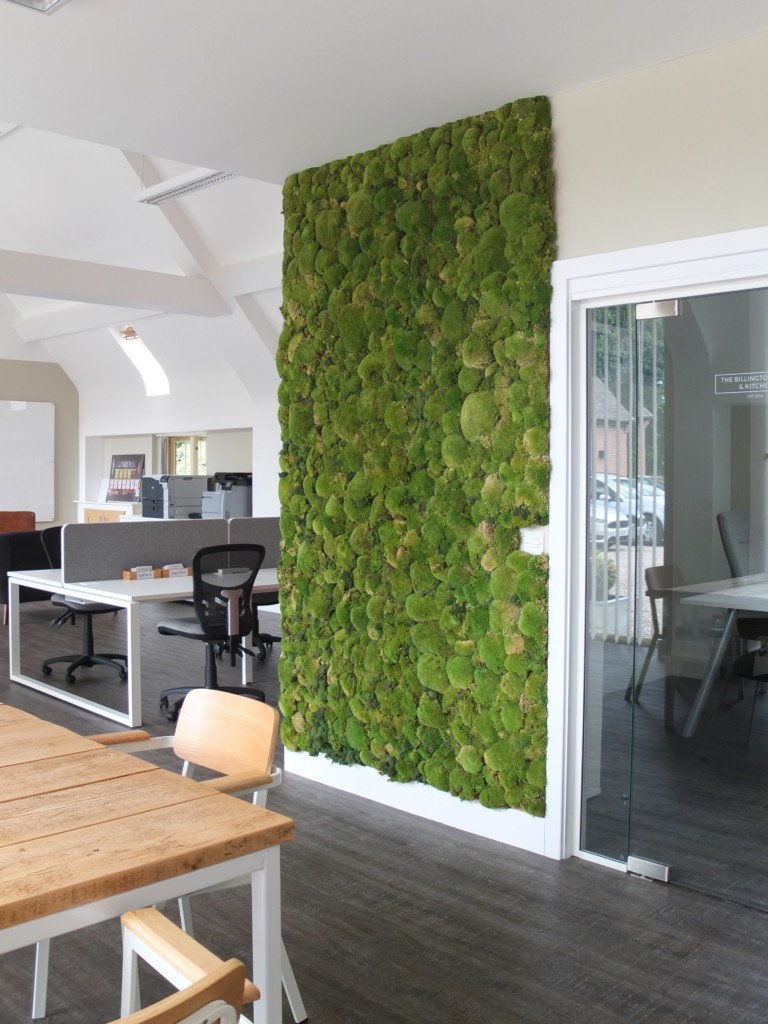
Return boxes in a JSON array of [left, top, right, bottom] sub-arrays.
[[2, 600, 768, 1023]]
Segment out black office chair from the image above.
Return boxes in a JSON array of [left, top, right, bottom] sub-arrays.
[[157, 542, 266, 721], [39, 526, 128, 685]]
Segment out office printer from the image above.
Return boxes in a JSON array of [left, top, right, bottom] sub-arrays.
[[141, 475, 210, 519], [202, 472, 253, 519]]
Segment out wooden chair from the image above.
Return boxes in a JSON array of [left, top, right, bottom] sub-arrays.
[[33, 689, 306, 1024], [116, 906, 255, 1024], [119, 906, 258, 1024]]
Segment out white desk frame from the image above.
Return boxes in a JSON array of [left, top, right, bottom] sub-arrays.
[[681, 576, 768, 737], [7, 568, 278, 728], [1, 845, 281, 1024]]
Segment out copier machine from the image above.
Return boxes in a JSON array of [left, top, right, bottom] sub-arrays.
[[141, 475, 210, 519], [201, 472, 253, 519]]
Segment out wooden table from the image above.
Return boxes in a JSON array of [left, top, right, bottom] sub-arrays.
[[0, 704, 294, 1024], [7, 567, 279, 727]]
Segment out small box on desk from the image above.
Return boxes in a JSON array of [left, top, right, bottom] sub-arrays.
[[161, 566, 192, 578], [122, 568, 163, 580]]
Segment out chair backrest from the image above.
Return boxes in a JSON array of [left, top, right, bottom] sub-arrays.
[[644, 563, 682, 597], [0, 529, 50, 606], [40, 525, 63, 570], [191, 543, 265, 641], [644, 563, 682, 636], [116, 958, 245, 1024], [717, 510, 764, 578], [0, 511, 35, 533], [172, 687, 279, 778]]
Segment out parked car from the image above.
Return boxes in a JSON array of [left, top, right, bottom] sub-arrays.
[[593, 474, 665, 546], [618, 476, 665, 544], [592, 477, 633, 547]]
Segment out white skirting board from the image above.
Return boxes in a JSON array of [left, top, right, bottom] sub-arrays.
[[283, 750, 549, 856]]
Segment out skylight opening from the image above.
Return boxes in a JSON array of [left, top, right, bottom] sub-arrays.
[[109, 325, 170, 397]]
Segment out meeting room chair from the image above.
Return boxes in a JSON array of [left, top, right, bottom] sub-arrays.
[[38, 525, 127, 685], [716, 510, 768, 643], [624, 563, 684, 730], [157, 543, 266, 721], [97, 689, 305, 1023], [119, 906, 258, 1024]]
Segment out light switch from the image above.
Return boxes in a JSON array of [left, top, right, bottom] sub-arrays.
[[519, 525, 548, 555]]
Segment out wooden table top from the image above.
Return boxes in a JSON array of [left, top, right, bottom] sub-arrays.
[[0, 704, 295, 929]]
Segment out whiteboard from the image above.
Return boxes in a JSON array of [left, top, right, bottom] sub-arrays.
[[0, 401, 55, 521]]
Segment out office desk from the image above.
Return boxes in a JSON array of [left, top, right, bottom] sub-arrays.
[[7, 567, 279, 728], [680, 575, 768, 737], [0, 703, 294, 1024]]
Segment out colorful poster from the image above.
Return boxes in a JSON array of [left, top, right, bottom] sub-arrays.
[[106, 454, 145, 502]]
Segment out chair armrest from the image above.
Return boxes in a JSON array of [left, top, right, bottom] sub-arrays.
[[121, 907, 259, 1004], [87, 730, 152, 745], [88, 733, 175, 754], [199, 769, 277, 795]]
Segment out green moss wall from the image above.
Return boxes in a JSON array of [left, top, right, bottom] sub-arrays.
[[277, 97, 554, 814]]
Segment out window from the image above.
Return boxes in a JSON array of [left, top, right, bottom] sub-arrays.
[[169, 435, 207, 475]]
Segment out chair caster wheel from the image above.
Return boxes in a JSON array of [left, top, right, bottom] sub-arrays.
[[65, 673, 76, 685], [41, 665, 52, 676], [159, 696, 169, 709], [119, 668, 127, 680]]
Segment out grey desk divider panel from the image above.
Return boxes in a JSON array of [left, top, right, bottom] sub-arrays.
[[228, 517, 281, 569], [61, 519, 228, 583]]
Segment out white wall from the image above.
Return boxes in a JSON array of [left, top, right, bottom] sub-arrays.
[[552, 31, 768, 259]]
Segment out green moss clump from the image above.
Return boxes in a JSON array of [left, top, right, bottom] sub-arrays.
[[460, 391, 498, 441]]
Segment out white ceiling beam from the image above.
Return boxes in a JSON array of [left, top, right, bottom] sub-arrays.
[[213, 252, 282, 298], [15, 303, 160, 342], [0, 248, 230, 316], [121, 151, 218, 277], [235, 293, 279, 358]]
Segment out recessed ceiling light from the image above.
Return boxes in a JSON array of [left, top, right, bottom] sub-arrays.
[[136, 168, 235, 206], [1, 0, 73, 12]]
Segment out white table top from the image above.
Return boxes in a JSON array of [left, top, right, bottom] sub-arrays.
[[9, 566, 278, 603], [680, 574, 768, 613]]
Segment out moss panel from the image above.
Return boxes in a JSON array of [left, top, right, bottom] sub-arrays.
[[278, 97, 554, 816]]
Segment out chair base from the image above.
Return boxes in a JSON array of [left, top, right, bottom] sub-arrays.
[[253, 631, 281, 660], [41, 652, 127, 685], [159, 685, 266, 723]]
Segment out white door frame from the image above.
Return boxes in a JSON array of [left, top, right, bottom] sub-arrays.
[[547, 225, 768, 863]]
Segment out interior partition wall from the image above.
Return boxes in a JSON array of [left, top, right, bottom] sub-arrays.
[[550, 227, 768, 880]]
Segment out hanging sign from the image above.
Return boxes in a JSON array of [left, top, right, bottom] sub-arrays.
[[714, 372, 768, 396]]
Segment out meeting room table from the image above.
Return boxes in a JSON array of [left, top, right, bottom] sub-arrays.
[[0, 702, 294, 1024], [679, 572, 768, 736]]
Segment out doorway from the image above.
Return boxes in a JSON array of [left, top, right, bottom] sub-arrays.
[[580, 288, 768, 909]]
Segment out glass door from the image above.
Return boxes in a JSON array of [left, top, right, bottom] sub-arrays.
[[581, 288, 768, 910]]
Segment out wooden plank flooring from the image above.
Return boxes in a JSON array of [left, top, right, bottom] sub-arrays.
[[1, 599, 768, 1022]]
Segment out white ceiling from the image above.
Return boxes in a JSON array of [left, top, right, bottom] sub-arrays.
[[0, 0, 767, 391]]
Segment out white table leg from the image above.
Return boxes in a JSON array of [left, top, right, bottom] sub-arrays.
[[682, 607, 737, 737], [8, 578, 21, 680], [125, 600, 142, 727], [250, 847, 282, 1024]]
